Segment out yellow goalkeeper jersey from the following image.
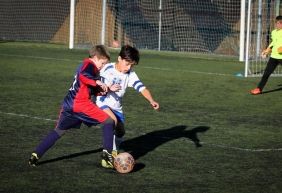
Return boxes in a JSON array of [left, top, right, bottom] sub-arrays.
[[269, 29, 282, 59]]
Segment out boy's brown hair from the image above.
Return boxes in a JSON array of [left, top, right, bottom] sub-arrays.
[[276, 15, 282, 22], [119, 45, 140, 65], [89, 45, 110, 61]]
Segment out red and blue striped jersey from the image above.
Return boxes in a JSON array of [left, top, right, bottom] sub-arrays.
[[62, 58, 101, 111]]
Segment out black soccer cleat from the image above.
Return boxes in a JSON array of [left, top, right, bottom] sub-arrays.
[[101, 149, 114, 169], [29, 153, 39, 166]]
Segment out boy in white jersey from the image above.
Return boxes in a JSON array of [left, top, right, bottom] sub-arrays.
[[96, 45, 159, 157]]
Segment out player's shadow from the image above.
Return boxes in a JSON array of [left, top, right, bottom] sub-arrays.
[[37, 125, 209, 167], [37, 148, 103, 166], [120, 125, 209, 160], [262, 85, 282, 94]]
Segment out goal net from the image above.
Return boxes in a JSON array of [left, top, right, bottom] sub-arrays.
[[73, 0, 242, 56], [0, 0, 243, 57], [3, 0, 281, 64], [0, 0, 70, 43], [244, 0, 282, 77]]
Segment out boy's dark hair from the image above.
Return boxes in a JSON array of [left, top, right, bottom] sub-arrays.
[[276, 15, 282, 21], [89, 45, 110, 61], [119, 45, 140, 65]]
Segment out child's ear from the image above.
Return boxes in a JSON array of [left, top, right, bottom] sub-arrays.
[[117, 56, 122, 62]]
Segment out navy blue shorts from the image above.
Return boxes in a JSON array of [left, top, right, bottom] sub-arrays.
[[55, 108, 105, 130]]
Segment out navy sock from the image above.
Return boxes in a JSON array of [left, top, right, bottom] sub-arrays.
[[35, 130, 60, 157], [102, 118, 114, 152]]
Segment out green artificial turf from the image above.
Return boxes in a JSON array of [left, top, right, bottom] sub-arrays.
[[0, 42, 281, 193]]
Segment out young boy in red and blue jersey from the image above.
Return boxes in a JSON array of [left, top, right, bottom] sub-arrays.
[[29, 45, 115, 168]]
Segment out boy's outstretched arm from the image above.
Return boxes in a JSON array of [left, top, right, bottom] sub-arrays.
[[140, 88, 159, 110]]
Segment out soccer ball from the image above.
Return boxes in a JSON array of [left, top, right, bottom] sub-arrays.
[[114, 152, 135, 173]]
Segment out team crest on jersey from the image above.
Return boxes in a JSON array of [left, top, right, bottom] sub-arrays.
[[112, 77, 122, 85]]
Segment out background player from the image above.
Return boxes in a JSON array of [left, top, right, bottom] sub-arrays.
[[250, 15, 282, 95], [96, 45, 159, 156], [29, 45, 116, 169]]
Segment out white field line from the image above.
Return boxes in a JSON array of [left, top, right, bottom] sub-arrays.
[[0, 111, 56, 122], [0, 53, 232, 76], [142, 66, 232, 76], [201, 142, 282, 152], [1, 111, 281, 152], [0, 53, 77, 62]]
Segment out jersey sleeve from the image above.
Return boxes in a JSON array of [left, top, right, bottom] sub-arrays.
[[79, 60, 100, 87], [128, 71, 146, 92]]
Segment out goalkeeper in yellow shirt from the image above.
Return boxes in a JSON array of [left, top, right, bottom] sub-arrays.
[[250, 15, 282, 95]]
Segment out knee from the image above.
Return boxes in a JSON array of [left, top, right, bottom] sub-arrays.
[[54, 127, 66, 137], [103, 117, 115, 126]]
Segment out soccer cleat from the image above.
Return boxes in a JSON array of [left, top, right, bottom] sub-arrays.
[[250, 88, 261, 95], [101, 149, 114, 169], [29, 153, 39, 166]]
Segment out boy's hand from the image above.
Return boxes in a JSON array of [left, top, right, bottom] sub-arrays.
[[261, 47, 271, 58], [96, 80, 108, 94], [150, 101, 159, 110], [109, 84, 121, 92]]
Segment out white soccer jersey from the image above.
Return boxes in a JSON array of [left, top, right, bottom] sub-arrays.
[[96, 63, 146, 113]]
